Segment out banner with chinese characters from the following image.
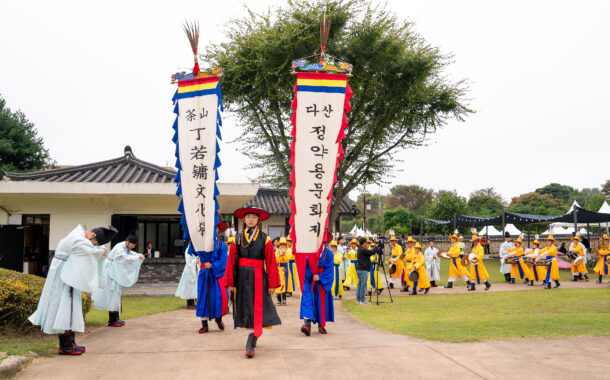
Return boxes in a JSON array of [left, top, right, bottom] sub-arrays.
[[172, 76, 222, 255], [289, 72, 352, 288]]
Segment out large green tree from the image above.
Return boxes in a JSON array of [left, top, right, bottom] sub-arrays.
[[426, 190, 468, 234], [602, 180, 610, 196], [468, 194, 504, 217], [385, 184, 434, 212], [383, 206, 420, 236], [0, 95, 54, 177], [509, 192, 566, 215], [206, 0, 471, 230]]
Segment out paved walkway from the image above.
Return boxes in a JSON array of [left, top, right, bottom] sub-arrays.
[[19, 289, 610, 380]]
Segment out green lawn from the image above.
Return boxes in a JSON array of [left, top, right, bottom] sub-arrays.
[[0, 296, 185, 357], [85, 296, 185, 327], [342, 288, 610, 342]]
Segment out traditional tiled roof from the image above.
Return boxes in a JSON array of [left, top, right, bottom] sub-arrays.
[[245, 188, 358, 216], [2, 146, 175, 184]]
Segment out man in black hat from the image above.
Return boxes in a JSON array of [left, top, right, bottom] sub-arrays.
[[92, 230, 144, 327], [498, 232, 513, 282], [424, 237, 440, 287], [29, 225, 117, 355]]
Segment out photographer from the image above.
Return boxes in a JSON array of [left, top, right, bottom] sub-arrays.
[[356, 237, 381, 305]]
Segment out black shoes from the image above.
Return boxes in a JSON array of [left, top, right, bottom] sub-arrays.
[[245, 333, 257, 358], [468, 283, 475, 291], [58, 332, 82, 355], [485, 282, 491, 291], [199, 320, 209, 334], [301, 319, 312, 336], [215, 317, 225, 331]]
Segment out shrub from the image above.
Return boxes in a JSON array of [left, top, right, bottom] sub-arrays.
[[0, 268, 91, 332]]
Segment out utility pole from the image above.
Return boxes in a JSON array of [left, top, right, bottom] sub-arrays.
[[363, 194, 367, 233]]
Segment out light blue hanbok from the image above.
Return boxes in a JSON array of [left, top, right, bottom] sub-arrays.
[[92, 241, 143, 313], [28, 225, 106, 334], [175, 245, 198, 300]]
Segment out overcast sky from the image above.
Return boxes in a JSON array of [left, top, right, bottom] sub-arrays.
[[1, 0, 608, 202]]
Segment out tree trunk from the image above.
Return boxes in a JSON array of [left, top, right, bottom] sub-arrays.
[[329, 178, 345, 234]]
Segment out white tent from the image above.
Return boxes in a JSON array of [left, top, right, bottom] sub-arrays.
[[599, 201, 610, 214], [349, 224, 370, 237], [478, 225, 503, 236], [504, 224, 522, 236], [542, 226, 568, 235], [567, 200, 581, 213]]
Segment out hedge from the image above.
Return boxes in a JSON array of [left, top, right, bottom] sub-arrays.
[[0, 268, 91, 332]]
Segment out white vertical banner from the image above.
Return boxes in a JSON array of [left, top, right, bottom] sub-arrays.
[[173, 76, 222, 253], [289, 72, 352, 286]]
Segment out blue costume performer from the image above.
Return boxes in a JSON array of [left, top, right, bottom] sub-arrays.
[[196, 222, 229, 333], [300, 232, 335, 336]]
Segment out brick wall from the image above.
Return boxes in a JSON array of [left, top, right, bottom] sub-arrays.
[[137, 257, 185, 284]]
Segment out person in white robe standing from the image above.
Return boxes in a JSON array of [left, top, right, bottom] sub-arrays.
[[498, 232, 514, 282], [29, 225, 117, 355], [424, 237, 440, 287], [92, 230, 144, 327], [338, 235, 349, 282], [175, 243, 199, 309]]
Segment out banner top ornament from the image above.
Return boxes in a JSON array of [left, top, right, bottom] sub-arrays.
[[290, 11, 353, 76], [171, 21, 223, 84]]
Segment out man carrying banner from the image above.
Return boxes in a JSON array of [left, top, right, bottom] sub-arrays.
[[225, 207, 281, 358], [196, 222, 229, 333], [301, 232, 335, 335], [92, 230, 144, 327]]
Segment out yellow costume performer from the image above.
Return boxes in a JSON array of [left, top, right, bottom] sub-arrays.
[[594, 234, 610, 283], [444, 233, 470, 288], [468, 235, 491, 291], [387, 236, 404, 289], [536, 235, 560, 289], [275, 237, 293, 305], [506, 237, 530, 282], [569, 235, 589, 281], [330, 241, 345, 298], [343, 239, 359, 288], [399, 236, 417, 291], [405, 243, 431, 295], [524, 240, 546, 286]]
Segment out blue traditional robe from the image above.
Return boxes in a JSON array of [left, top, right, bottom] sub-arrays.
[[92, 241, 143, 313], [299, 247, 335, 327], [196, 240, 229, 320], [29, 225, 106, 334]]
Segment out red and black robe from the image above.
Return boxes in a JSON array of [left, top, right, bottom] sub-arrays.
[[225, 230, 281, 337]]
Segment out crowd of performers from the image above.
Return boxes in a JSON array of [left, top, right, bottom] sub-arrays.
[[28, 207, 610, 358]]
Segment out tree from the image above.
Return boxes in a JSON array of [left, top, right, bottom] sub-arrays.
[[585, 193, 606, 211], [206, 0, 471, 231], [0, 95, 54, 177], [535, 183, 575, 204], [426, 190, 468, 234], [469, 187, 505, 206], [383, 206, 420, 236], [509, 192, 566, 215], [467, 195, 504, 217], [385, 184, 433, 211], [602, 180, 610, 196]]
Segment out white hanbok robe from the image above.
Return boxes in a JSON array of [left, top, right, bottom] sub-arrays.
[[498, 241, 514, 274], [28, 225, 106, 334], [424, 247, 440, 281], [338, 244, 349, 281], [175, 246, 199, 300], [92, 242, 143, 313]]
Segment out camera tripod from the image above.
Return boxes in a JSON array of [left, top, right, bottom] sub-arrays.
[[368, 251, 393, 305]]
